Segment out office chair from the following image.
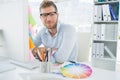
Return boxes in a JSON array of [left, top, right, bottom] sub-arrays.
[[77, 32, 92, 62]]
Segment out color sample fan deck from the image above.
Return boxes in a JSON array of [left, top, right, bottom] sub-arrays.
[[61, 63, 92, 79]]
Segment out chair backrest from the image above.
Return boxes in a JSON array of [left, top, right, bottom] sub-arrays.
[[77, 32, 92, 62]]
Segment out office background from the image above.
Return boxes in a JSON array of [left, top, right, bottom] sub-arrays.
[[0, 0, 93, 62]]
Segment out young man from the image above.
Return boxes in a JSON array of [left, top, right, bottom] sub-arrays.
[[33, 0, 78, 63]]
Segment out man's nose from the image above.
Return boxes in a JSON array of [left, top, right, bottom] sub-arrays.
[[46, 15, 52, 20]]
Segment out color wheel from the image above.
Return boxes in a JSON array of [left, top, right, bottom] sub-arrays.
[[61, 63, 92, 79]]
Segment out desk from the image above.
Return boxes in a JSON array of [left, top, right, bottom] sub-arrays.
[[0, 62, 120, 80]]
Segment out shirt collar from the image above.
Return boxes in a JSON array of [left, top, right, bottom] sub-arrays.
[[45, 21, 61, 37]]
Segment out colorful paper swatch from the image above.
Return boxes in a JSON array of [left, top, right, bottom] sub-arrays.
[[61, 63, 92, 79]]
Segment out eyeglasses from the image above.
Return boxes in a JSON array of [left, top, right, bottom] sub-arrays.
[[40, 12, 57, 18]]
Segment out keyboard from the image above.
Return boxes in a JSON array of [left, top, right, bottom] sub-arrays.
[[10, 60, 39, 70], [0, 61, 16, 73], [20, 73, 67, 80]]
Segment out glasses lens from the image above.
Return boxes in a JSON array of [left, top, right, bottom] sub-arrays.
[[40, 12, 57, 18], [49, 12, 56, 16]]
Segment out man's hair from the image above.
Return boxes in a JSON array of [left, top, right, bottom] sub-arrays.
[[39, 0, 58, 13]]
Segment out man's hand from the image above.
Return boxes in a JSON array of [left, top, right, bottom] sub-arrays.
[[32, 47, 38, 57], [32, 47, 45, 62], [32, 47, 58, 62]]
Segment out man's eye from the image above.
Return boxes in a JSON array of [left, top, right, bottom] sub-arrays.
[[49, 13, 55, 16], [43, 14, 48, 17]]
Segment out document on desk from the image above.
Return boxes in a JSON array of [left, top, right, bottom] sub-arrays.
[[0, 61, 16, 73], [20, 73, 70, 80]]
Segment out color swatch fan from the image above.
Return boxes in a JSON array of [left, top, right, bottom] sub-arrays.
[[61, 63, 92, 79]]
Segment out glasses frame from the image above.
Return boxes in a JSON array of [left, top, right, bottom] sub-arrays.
[[40, 12, 57, 18]]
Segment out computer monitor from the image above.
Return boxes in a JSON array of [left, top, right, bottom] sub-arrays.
[[0, 0, 30, 62]]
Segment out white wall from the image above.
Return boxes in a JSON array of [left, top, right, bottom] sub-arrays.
[[28, 0, 93, 32], [0, 0, 29, 62], [57, 0, 93, 27]]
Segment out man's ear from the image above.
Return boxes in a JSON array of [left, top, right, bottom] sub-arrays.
[[57, 13, 59, 17]]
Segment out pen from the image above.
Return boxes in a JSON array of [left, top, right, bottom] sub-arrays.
[[69, 61, 76, 63], [44, 48, 48, 62], [40, 48, 45, 62], [36, 49, 42, 61]]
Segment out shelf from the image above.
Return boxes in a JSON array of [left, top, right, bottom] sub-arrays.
[[93, 40, 117, 42], [92, 57, 116, 70], [94, 1, 119, 5], [94, 21, 118, 24], [92, 57, 116, 61], [92, 0, 120, 71]]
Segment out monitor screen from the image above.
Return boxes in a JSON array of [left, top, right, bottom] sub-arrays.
[[0, 0, 30, 62]]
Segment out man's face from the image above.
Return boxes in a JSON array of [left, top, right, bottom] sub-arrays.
[[40, 6, 59, 29]]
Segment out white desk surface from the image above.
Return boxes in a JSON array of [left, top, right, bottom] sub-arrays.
[[0, 61, 120, 80]]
